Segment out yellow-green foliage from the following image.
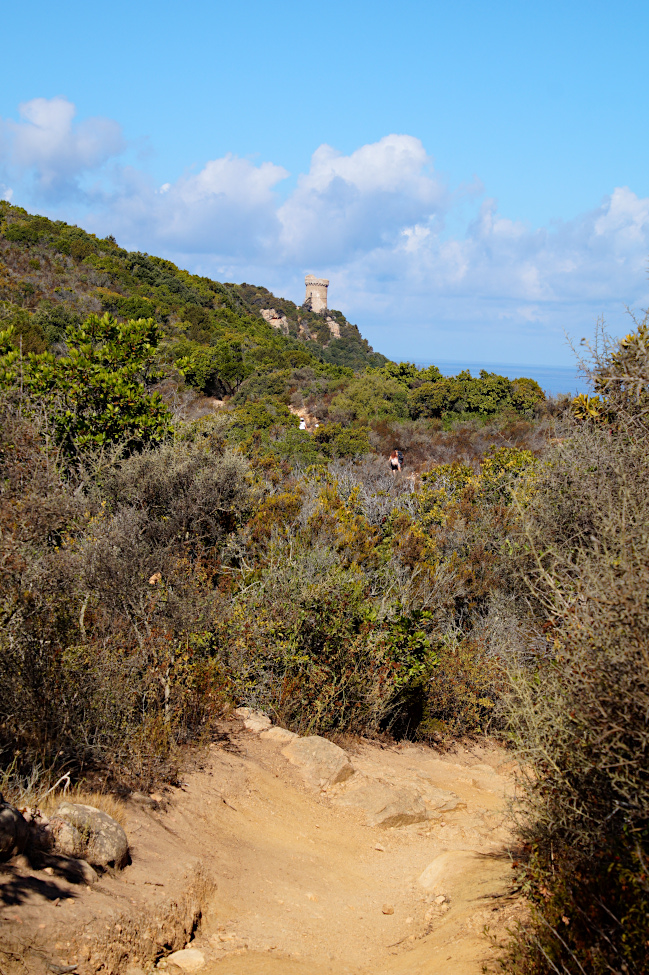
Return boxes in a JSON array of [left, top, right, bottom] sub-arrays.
[[418, 446, 536, 527], [571, 392, 607, 421], [420, 635, 503, 737], [330, 371, 410, 422]]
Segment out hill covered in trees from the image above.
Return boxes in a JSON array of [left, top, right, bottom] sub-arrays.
[[0, 200, 545, 452], [0, 200, 385, 376]]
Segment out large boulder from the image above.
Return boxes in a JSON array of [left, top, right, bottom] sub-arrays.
[[53, 802, 129, 869], [0, 796, 28, 859], [336, 779, 428, 828], [281, 736, 354, 789], [48, 818, 85, 859]]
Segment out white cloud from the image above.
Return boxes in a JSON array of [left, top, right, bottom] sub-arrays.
[[1, 96, 124, 198], [276, 135, 447, 262], [100, 154, 288, 257]]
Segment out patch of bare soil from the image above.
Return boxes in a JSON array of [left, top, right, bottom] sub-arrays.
[[287, 406, 319, 432], [1, 722, 522, 975]]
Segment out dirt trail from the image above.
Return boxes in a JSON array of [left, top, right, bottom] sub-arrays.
[[1, 720, 521, 975]]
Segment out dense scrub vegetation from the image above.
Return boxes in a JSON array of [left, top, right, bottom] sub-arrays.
[[2, 202, 648, 972], [501, 317, 649, 975]]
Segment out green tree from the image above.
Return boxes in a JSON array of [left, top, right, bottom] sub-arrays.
[[1, 312, 171, 455], [176, 339, 246, 395]]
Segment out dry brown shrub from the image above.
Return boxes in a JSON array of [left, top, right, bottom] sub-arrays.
[[504, 327, 649, 973]]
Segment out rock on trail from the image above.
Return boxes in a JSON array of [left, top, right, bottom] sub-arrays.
[[0, 795, 28, 859], [281, 734, 355, 789], [335, 778, 429, 828], [53, 802, 130, 869]]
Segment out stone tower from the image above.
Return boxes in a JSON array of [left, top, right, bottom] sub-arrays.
[[304, 275, 329, 314]]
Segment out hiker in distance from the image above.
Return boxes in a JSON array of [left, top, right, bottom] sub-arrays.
[[389, 449, 403, 473]]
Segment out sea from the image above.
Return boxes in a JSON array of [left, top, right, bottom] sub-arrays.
[[410, 360, 590, 399]]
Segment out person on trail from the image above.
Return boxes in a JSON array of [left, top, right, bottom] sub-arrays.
[[389, 449, 402, 473]]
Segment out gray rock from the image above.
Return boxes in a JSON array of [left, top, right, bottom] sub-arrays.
[[69, 857, 99, 884], [54, 802, 129, 869], [281, 736, 354, 789], [48, 818, 85, 859], [336, 779, 428, 828], [0, 801, 29, 859]]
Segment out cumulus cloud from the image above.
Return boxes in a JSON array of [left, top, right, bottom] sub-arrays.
[[102, 154, 288, 257], [1, 96, 124, 198], [276, 135, 448, 262], [96, 133, 444, 265]]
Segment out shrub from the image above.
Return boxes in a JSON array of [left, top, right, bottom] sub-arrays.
[[219, 543, 437, 735], [0, 312, 172, 456], [329, 371, 409, 423], [505, 320, 649, 974], [175, 339, 247, 395], [0, 404, 254, 785]]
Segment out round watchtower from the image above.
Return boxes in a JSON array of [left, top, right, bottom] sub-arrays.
[[304, 275, 329, 314]]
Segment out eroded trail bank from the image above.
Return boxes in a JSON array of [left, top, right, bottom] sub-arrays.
[[1, 718, 522, 975]]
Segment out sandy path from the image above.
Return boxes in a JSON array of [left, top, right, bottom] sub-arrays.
[[1, 722, 521, 975]]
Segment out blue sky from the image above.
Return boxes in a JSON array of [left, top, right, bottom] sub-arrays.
[[1, 0, 648, 365]]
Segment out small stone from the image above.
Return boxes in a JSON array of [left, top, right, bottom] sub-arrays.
[[166, 947, 205, 972], [382, 904, 394, 915], [130, 792, 157, 808], [435, 894, 446, 905], [374, 843, 385, 851], [44, 866, 54, 876]]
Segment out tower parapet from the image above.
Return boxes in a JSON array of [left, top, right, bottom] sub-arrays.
[[304, 275, 329, 314]]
